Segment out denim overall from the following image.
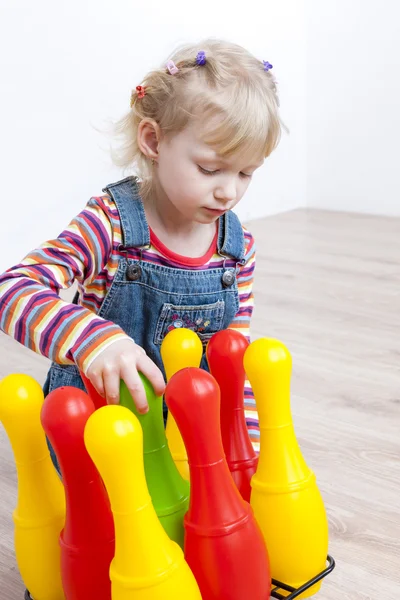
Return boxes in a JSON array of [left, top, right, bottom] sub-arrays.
[[41, 176, 245, 461]]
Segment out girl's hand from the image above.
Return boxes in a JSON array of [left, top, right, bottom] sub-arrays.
[[86, 339, 165, 413]]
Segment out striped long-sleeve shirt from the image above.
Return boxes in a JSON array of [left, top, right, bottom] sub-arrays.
[[0, 193, 259, 449]]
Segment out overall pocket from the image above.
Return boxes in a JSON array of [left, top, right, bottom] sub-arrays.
[[154, 300, 225, 347]]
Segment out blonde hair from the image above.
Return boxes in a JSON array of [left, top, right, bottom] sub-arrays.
[[110, 39, 287, 196]]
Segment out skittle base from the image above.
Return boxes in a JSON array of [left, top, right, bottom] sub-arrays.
[[22, 556, 335, 600], [271, 555, 335, 599]]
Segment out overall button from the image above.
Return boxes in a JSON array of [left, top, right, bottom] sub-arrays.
[[126, 264, 142, 281], [222, 269, 235, 288]]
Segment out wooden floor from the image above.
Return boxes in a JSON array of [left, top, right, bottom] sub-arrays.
[[0, 208, 399, 599]]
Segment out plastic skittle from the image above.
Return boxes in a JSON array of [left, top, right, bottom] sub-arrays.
[[165, 367, 271, 600], [0, 374, 65, 600], [119, 373, 189, 548], [244, 338, 329, 597], [41, 386, 115, 600], [84, 405, 202, 600], [206, 329, 258, 502], [161, 327, 203, 481]]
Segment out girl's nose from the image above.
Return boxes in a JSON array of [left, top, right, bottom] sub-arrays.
[[214, 179, 237, 204]]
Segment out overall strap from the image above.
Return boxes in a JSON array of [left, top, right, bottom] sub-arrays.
[[217, 210, 246, 264], [102, 176, 150, 248]]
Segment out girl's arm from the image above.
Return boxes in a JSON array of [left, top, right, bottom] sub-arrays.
[[228, 228, 259, 453], [0, 196, 129, 374]]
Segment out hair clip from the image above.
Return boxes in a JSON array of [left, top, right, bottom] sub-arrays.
[[136, 85, 146, 99], [263, 60, 273, 72], [196, 50, 206, 66], [166, 60, 179, 75]]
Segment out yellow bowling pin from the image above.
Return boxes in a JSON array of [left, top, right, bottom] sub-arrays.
[[161, 328, 203, 481], [244, 339, 329, 597], [0, 374, 66, 600], [84, 405, 202, 600]]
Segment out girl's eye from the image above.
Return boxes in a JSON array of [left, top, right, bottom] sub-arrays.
[[198, 165, 252, 178], [198, 166, 218, 176]]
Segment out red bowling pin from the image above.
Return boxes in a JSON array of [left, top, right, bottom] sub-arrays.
[[41, 386, 114, 600], [165, 368, 270, 600], [207, 330, 258, 502]]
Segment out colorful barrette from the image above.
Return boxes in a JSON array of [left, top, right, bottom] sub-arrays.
[[136, 85, 146, 99], [263, 60, 273, 71], [196, 50, 206, 66], [166, 60, 179, 75]]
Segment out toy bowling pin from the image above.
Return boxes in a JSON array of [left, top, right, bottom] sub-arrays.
[[41, 386, 115, 600], [120, 373, 189, 548], [207, 329, 258, 501], [0, 374, 65, 600], [161, 327, 203, 481], [244, 338, 329, 597], [165, 367, 270, 600], [84, 405, 202, 600]]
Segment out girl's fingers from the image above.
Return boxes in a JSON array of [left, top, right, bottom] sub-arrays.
[[121, 366, 149, 414], [102, 367, 121, 405], [87, 369, 105, 398], [137, 354, 166, 397], [86, 343, 164, 412]]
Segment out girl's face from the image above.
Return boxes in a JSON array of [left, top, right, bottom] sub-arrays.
[[155, 122, 264, 224]]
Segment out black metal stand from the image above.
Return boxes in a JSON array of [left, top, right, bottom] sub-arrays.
[[271, 555, 335, 599], [23, 555, 335, 600]]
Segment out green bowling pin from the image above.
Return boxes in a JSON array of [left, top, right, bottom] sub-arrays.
[[120, 374, 189, 548]]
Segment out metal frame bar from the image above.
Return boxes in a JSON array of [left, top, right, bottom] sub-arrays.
[[271, 555, 336, 599]]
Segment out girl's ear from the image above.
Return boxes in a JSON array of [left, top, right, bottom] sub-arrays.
[[137, 119, 162, 160]]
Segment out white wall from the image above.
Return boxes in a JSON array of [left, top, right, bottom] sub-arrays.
[[306, 0, 400, 216], [1, 0, 398, 276], [0, 0, 306, 272]]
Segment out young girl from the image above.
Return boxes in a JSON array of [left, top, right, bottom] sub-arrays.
[[0, 39, 283, 452]]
